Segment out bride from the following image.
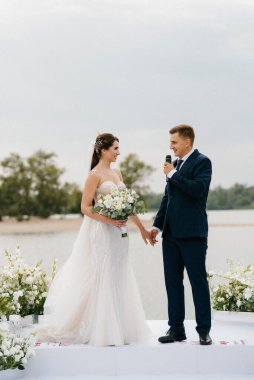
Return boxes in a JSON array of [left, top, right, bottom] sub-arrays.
[[36, 133, 151, 346]]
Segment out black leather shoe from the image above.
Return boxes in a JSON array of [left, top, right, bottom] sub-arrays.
[[158, 329, 187, 344], [199, 332, 212, 345]]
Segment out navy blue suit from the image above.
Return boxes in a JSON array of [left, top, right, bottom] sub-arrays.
[[153, 149, 212, 334]]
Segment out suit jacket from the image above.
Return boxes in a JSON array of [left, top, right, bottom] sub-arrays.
[[153, 149, 212, 238]]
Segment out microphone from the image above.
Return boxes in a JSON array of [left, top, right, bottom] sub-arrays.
[[165, 155, 172, 164], [165, 155, 171, 182]]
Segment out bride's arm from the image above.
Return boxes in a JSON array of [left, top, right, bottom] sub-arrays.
[[81, 173, 126, 229], [128, 215, 152, 245], [113, 168, 152, 244]]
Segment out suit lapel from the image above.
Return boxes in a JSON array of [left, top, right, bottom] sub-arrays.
[[179, 149, 199, 173]]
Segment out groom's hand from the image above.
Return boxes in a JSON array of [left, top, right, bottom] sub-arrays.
[[141, 229, 152, 245], [164, 162, 174, 176], [150, 229, 159, 246]]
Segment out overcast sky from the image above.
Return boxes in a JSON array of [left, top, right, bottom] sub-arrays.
[[1, 0, 253, 192]]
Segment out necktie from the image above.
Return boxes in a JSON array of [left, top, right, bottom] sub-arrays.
[[175, 159, 183, 171]]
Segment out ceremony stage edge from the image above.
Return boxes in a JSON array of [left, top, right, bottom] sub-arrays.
[[16, 320, 254, 378]]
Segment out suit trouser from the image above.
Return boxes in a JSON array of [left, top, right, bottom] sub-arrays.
[[162, 233, 211, 334]]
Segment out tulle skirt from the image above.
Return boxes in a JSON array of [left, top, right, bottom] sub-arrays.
[[36, 217, 150, 346]]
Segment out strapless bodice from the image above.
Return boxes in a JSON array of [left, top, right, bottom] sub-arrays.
[[96, 181, 125, 196]]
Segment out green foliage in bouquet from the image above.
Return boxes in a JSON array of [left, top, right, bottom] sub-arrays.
[[0, 248, 57, 318], [208, 260, 254, 312], [92, 187, 146, 220], [0, 316, 35, 371]]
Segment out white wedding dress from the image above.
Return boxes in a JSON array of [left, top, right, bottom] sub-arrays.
[[36, 181, 150, 346]]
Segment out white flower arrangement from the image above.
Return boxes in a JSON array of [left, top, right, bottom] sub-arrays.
[[92, 187, 146, 237], [0, 315, 35, 371], [208, 260, 254, 312], [0, 247, 57, 318]]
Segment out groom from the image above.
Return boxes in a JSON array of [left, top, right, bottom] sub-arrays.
[[151, 125, 212, 345]]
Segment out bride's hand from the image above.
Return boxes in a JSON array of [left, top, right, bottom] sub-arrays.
[[107, 219, 127, 229], [140, 228, 152, 245]]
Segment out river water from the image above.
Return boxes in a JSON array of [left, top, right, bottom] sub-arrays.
[[0, 210, 253, 320]]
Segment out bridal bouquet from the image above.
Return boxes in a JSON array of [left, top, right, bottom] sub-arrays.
[[92, 187, 146, 237], [0, 316, 35, 371], [208, 260, 254, 312], [0, 247, 57, 318]]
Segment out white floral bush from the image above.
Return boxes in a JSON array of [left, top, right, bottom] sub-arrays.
[[0, 247, 57, 318], [208, 260, 254, 312], [0, 315, 35, 371]]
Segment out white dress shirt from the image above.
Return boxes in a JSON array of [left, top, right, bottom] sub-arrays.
[[167, 148, 194, 179]]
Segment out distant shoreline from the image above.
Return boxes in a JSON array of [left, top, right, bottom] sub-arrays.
[[0, 216, 254, 235]]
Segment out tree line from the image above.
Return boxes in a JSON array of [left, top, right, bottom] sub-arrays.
[[0, 150, 253, 220], [0, 151, 81, 220], [0, 151, 154, 220], [207, 184, 254, 210], [146, 184, 254, 210]]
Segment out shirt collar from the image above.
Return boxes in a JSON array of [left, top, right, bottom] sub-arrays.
[[180, 148, 195, 163]]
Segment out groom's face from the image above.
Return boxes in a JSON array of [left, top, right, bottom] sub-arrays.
[[170, 132, 192, 159]]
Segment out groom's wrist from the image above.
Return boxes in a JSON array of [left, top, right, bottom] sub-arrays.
[[152, 226, 161, 233], [167, 169, 177, 179]]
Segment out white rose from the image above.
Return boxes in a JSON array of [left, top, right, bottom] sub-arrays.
[[243, 288, 253, 300], [25, 276, 33, 285], [1, 344, 7, 352], [236, 299, 242, 307], [115, 202, 122, 211], [104, 200, 112, 209], [13, 292, 20, 301], [9, 347, 17, 355]]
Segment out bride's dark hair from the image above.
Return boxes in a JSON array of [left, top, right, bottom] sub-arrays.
[[90, 133, 119, 170]]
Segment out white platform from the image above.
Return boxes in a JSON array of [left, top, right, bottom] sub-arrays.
[[15, 320, 254, 378]]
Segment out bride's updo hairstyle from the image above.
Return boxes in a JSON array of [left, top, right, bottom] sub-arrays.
[[90, 133, 119, 170]]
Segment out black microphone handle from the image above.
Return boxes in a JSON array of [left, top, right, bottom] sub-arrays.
[[165, 155, 171, 182], [165, 155, 172, 164]]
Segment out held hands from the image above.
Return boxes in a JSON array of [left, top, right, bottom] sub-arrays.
[[108, 219, 127, 229], [150, 228, 159, 246], [140, 229, 153, 245], [140, 228, 159, 246]]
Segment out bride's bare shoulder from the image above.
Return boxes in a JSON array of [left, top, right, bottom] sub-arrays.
[[85, 170, 101, 186], [113, 168, 123, 181]]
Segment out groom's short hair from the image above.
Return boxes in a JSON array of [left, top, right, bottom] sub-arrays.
[[169, 124, 195, 145]]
